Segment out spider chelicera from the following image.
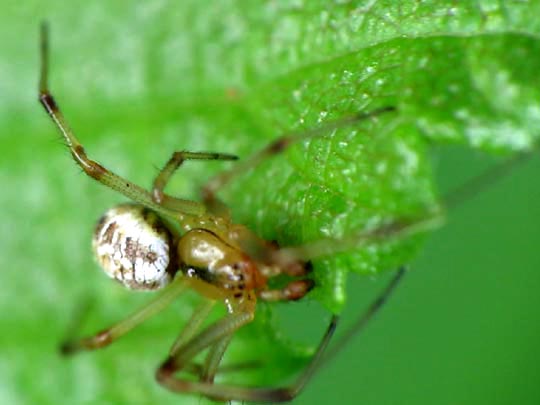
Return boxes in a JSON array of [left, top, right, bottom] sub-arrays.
[[38, 23, 441, 402]]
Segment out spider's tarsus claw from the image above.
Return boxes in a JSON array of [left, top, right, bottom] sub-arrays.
[[220, 153, 239, 161], [305, 260, 314, 273], [356, 105, 397, 120], [380, 105, 397, 113], [59, 341, 77, 356]]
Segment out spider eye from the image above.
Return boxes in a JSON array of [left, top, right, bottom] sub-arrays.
[[92, 204, 173, 291]]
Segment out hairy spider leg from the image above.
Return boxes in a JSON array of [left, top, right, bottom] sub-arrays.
[[60, 279, 239, 385], [440, 151, 535, 211], [200, 334, 235, 383], [169, 300, 228, 383], [156, 310, 256, 400], [152, 151, 238, 217], [181, 360, 263, 380], [168, 300, 216, 355], [60, 275, 189, 354], [323, 266, 406, 364], [272, 214, 444, 268], [38, 23, 207, 227], [168, 300, 235, 384], [201, 106, 396, 203]]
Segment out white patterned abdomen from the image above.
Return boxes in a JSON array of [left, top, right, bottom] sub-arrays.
[[92, 204, 172, 290]]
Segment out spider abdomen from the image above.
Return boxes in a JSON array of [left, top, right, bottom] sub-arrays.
[[93, 204, 173, 290]]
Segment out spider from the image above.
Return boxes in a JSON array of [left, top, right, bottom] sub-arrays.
[[38, 23, 445, 402]]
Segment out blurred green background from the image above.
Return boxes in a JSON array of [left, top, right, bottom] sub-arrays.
[[1, 1, 539, 404]]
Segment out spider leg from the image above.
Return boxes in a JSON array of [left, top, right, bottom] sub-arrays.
[[156, 311, 254, 398], [259, 279, 315, 302], [270, 211, 444, 268], [60, 276, 188, 354], [201, 106, 396, 202], [168, 300, 216, 356], [323, 267, 406, 365], [200, 334, 234, 383], [441, 151, 535, 210], [267, 146, 537, 269], [156, 309, 338, 402], [152, 151, 237, 216], [183, 359, 263, 379], [167, 299, 232, 383], [251, 266, 405, 401], [38, 23, 205, 221]]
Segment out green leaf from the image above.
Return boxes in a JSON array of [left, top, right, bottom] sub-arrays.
[[2, 1, 539, 404]]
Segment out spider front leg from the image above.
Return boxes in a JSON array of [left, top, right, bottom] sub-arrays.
[[38, 23, 204, 221], [152, 151, 237, 216], [201, 106, 396, 202]]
